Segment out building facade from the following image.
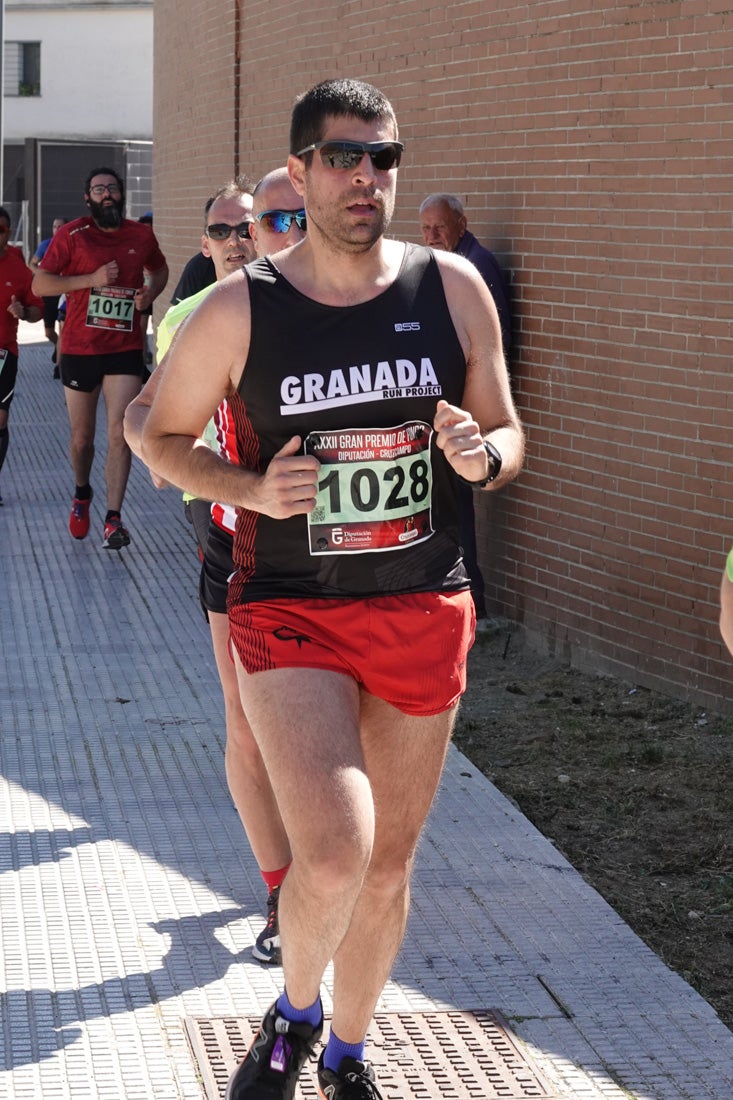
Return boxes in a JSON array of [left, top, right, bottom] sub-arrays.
[[152, 0, 733, 709], [4, 0, 153, 251]]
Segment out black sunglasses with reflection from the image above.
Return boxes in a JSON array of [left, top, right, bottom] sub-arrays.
[[295, 140, 404, 171], [205, 221, 253, 241]]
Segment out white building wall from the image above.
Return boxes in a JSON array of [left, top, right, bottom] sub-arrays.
[[4, 6, 153, 141]]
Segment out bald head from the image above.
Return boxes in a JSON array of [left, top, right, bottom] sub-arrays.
[[250, 167, 306, 257]]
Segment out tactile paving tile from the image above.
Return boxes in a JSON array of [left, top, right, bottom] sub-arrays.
[[4, 329, 733, 1099], [184, 1010, 561, 1099]]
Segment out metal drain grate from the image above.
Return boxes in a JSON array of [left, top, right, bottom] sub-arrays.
[[184, 1010, 559, 1099]]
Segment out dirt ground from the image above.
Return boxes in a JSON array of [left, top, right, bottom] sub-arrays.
[[454, 620, 733, 1031]]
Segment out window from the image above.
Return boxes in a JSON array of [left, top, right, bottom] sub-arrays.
[[4, 42, 41, 97]]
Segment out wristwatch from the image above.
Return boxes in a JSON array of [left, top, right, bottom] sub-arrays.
[[462, 438, 502, 487]]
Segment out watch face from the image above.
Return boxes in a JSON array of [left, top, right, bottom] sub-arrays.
[[483, 439, 502, 482]]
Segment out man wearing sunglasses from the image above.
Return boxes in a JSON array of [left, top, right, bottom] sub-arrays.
[[250, 167, 307, 256], [33, 167, 168, 550], [142, 78, 524, 1100], [169, 178, 255, 305], [126, 169, 305, 970], [170, 177, 255, 305]]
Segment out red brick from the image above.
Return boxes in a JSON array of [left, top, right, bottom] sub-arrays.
[[155, 0, 733, 708]]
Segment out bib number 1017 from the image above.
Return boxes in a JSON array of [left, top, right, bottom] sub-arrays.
[[86, 286, 136, 331]]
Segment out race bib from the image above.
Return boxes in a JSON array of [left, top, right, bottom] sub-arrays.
[[305, 421, 434, 555], [86, 286, 136, 331]]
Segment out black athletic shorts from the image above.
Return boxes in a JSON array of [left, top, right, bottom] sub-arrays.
[[200, 518, 234, 616], [42, 296, 60, 329], [185, 496, 212, 558], [0, 350, 18, 409], [60, 350, 146, 393], [184, 499, 233, 617]]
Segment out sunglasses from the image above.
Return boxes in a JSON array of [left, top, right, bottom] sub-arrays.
[[205, 221, 253, 241], [256, 209, 307, 233], [295, 140, 404, 171]]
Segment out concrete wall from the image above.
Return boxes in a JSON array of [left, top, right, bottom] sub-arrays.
[[5, 5, 153, 141], [153, 0, 733, 708]]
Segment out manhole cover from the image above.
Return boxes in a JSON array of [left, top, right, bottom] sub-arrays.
[[184, 1010, 559, 1099]]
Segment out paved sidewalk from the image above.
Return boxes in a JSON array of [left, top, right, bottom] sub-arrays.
[[1, 330, 732, 1099]]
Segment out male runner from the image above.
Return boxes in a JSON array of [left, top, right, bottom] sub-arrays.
[[30, 216, 65, 375], [0, 207, 43, 505], [169, 175, 255, 305], [141, 79, 524, 1100], [32, 167, 168, 549], [125, 171, 306, 964]]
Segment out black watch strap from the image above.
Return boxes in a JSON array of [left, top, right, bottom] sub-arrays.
[[460, 438, 502, 487]]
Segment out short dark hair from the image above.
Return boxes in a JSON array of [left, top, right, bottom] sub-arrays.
[[290, 79, 397, 156], [0, 207, 11, 227], [203, 175, 254, 222], [85, 166, 125, 200]]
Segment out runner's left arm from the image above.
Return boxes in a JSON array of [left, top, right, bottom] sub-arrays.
[[720, 551, 733, 657], [134, 263, 169, 312], [124, 362, 171, 487], [142, 275, 249, 496], [7, 295, 42, 323]]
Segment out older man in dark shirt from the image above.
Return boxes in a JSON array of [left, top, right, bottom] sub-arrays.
[[419, 192, 511, 351], [419, 192, 513, 619]]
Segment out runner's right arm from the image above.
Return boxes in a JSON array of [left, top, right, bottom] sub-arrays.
[[141, 272, 320, 518], [32, 260, 119, 298]]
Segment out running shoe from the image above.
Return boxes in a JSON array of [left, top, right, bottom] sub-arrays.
[[225, 1001, 323, 1100], [69, 491, 93, 539], [102, 516, 131, 550], [317, 1053, 383, 1099], [252, 886, 282, 965]]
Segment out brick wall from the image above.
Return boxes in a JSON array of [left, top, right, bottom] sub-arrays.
[[153, 1, 240, 302], [154, 0, 733, 707]]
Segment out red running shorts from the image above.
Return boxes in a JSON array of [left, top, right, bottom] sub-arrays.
[[228, 590, 475, 717]]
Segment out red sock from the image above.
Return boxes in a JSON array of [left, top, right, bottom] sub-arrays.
[[261, 863, 290, 893]]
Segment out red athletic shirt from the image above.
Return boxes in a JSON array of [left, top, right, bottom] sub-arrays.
[[40, 217, 166, 355], [0, 246, 43, 356]]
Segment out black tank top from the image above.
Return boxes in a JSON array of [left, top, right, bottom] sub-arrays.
[[229, 242, 470, 602]]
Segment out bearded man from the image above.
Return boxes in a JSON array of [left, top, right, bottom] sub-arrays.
[[33, 167, 168, 549]]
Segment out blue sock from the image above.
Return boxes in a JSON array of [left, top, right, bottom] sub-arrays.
[[275, 989, 322, 1030], [323, 1030, 366, 1074]]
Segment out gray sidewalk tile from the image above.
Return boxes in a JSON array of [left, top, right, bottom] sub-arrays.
[[0, 330, 732, 1098]]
